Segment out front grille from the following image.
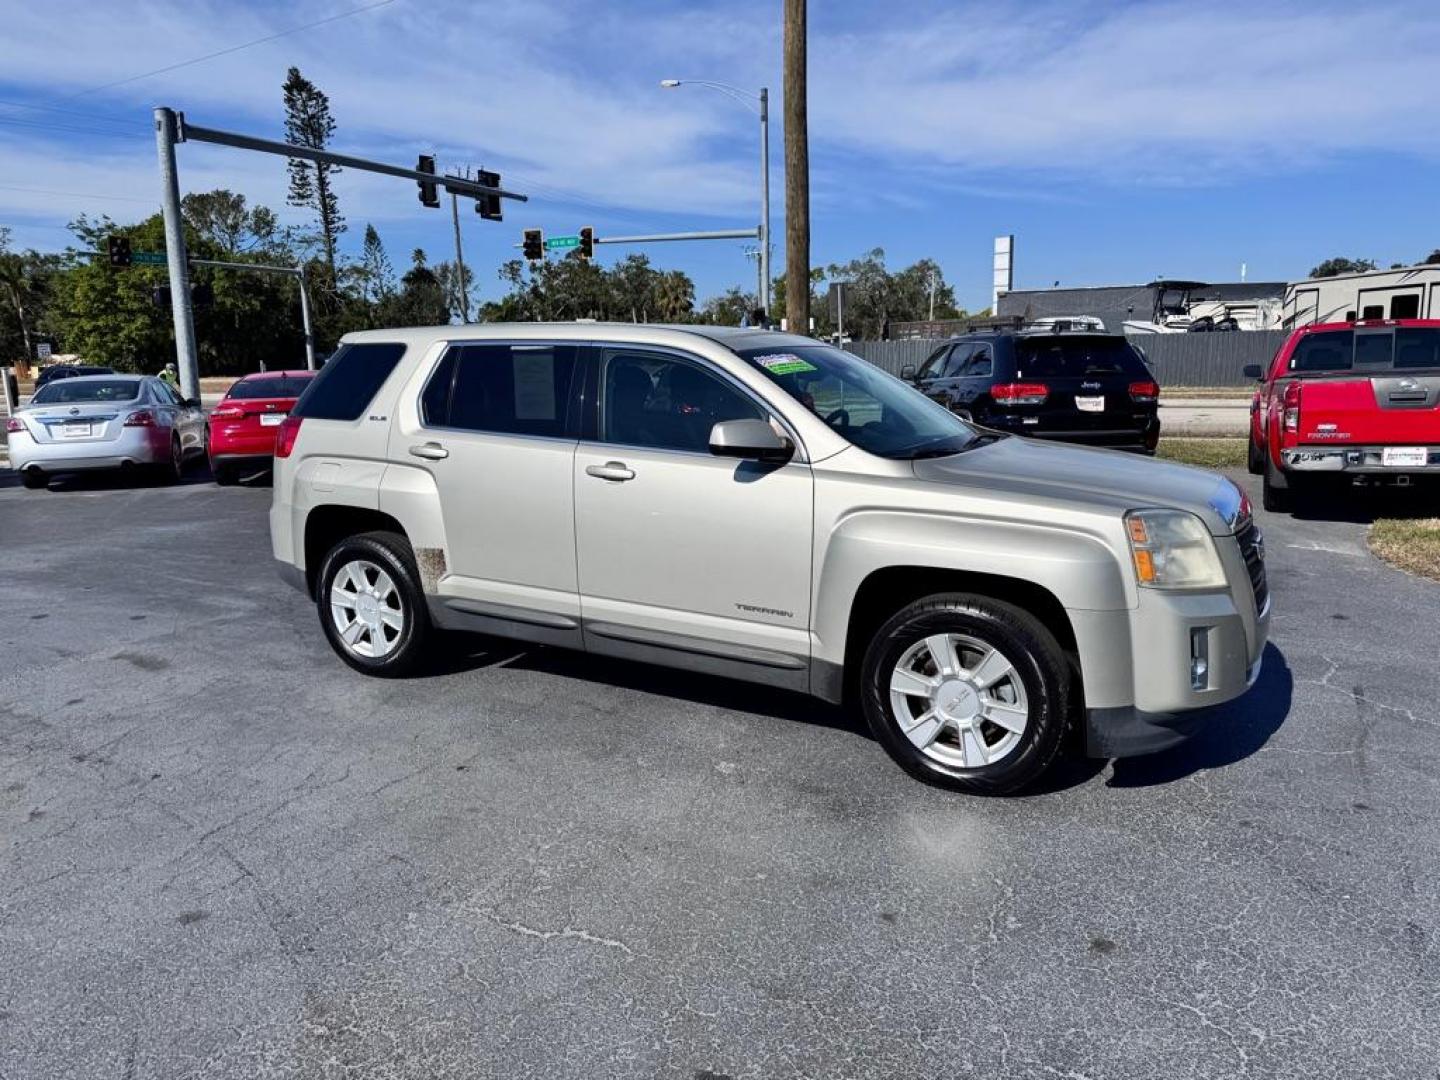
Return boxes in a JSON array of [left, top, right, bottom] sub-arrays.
[[1236, 518, 1268, 613]]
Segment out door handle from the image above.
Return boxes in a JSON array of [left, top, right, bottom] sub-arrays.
[[409, 442, 449, 461], [585, 461, 635, 482]]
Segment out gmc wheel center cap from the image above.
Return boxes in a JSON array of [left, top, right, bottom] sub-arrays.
[[936, 680, 980, 721], [356, 595, 380, 620]]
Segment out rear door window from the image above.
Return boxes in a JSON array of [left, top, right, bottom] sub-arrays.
[[425, 343, 580, 438], [293, 342, 406, 421]]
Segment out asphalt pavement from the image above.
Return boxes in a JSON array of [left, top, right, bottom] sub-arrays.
[[1, 464, 1438, 1079]]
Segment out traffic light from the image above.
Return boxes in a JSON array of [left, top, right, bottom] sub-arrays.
[[151, 285, 171, 310], [475, 169, 502, 221], [191, 281, 214, 309], [578, 226, 594, 260], [416, 154, 440, 209], [107, 235, 132, 267], [522, 229, 543, 262]]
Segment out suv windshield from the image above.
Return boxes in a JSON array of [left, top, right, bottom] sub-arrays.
[[734, 343, 980, 459], [1015, 336, 1148, 379], [31, 379, 141, 404], [227, 375, 312, 400]]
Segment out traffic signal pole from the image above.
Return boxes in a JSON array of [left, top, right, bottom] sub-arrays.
[[151, 106, 526, 385], [154, 107, 201, 402]]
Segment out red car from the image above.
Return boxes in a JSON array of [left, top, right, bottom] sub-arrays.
[[1246, 319, 1440, 511], [207, 370, 315, 484]]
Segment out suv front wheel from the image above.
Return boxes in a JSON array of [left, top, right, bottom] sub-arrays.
[[860, 593, 1071, 795], [316, 531, 432, 676]]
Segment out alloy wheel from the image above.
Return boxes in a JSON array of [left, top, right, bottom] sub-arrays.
[[888, 633, 1030, 770], [329, 559, 406, 658]]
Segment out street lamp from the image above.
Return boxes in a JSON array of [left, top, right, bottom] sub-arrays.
[[661, 78, 771, 318]]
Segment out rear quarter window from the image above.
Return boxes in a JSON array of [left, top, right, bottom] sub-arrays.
[[292, 343, 407, 421]]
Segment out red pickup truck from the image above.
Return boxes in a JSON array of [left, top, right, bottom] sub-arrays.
[[1246, 320, 1440, 512]]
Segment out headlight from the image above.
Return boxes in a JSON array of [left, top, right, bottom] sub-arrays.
[[1124, 509, 1226, 589]]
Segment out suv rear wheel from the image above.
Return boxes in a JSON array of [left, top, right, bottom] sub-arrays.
[[316, 531, 432, 677], [860, 593, 1071, 795]]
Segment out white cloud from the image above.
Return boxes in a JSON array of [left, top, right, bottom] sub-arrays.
[[2, 0, 1439, 257], [807, 0, 1440, 179]]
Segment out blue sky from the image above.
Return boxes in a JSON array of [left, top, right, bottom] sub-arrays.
[[2, 0, 1438, 311]]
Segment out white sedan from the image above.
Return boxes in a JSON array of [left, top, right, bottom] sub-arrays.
[[6, 374, 207, 489]]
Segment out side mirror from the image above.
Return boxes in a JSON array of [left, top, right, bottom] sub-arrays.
[[1242, 365, 1263, 381], [899, 363, 918, 382], [709, 419, 793, 463]]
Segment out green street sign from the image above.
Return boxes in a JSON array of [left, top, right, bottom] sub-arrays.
[[544, 235, 580, 251], [131, 251, 168, 266]]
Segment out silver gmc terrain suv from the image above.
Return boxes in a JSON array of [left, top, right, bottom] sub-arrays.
[[272, 324, 1270, 794]]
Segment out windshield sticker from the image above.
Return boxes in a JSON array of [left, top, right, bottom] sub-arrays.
[[753, 353, 817, 376]]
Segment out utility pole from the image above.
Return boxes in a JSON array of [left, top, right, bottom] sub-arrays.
[[154, 107, 200, 402], [928, 269, 937, 321], [759, 86, 771, 318], [449, 184, 470, 323], [783, 0, 810, 335]]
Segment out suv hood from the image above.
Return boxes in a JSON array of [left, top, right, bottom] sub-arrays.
[[912, 435, 1245, 535]]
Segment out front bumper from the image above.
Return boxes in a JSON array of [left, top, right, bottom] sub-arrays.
[[1077, 529, 1270, 758], [1086, 650, 1264, 757], [1284, 444, 1440, 474]]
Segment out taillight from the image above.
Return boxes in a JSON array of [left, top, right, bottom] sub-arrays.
[[1282, 381, 1301, 436], [123, 409, 158, 427], [991, 382, 1049, 406], [274, 414, 303, 459], [5, 417, 22, 433], [1128, 380, 1159, 403], [210, 404, 245, 420]]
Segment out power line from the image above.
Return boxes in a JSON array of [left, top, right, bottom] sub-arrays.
[[0, 183, 155, 204], [64, 0, 399, 99], [0, 115, 144, 139], [0, 98, 145, 129]]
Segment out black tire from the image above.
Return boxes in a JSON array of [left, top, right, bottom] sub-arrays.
[[153, 435, 183, 485], [1262, 454, 1291, 513], [1246, 435, 1264, 475], [315, 530, 432, 677], [212, 463, 237, 486], [21, 469, 47, 490], [859, 593, 1071, 795]]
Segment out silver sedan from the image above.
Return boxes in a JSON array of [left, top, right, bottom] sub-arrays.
[[6, 375, 207, 489]]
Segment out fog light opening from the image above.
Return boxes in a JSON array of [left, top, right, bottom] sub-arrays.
[[1190, 627, 1211, 691]]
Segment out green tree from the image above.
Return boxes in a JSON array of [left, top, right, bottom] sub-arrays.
[[380, 249, 450, 326], [654, 270, 695, 322], [283, 67, 345, 278], [1424, 250, 1440, 266], [698, 286, 759, 326], [0, 227, 60, 365], [1309, 257, 1377, 279], [350, 223, 395, 307], [182, 190, 293, 258], [434, 259, 475, 324]]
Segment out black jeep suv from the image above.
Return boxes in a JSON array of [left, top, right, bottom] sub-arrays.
[[905, 327, 1161, 454]]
